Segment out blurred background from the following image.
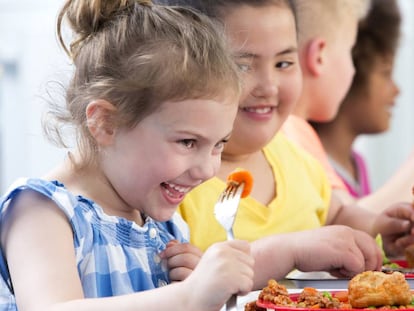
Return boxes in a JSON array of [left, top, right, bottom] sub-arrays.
[[0, 0, 413, 193]]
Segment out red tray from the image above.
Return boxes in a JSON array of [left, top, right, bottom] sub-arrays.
[[255, 291, 414, 311]]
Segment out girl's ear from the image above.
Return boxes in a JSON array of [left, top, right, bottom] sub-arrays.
[[86, 100, 117, 146], [303, 37, 326, 77]]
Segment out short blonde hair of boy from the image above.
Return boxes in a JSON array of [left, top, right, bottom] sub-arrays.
[[293, 0, 371, 43]]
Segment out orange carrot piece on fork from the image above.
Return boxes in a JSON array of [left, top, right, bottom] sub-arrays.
[[226, 168, 254, 198]]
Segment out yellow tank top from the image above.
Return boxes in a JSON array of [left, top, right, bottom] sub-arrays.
[[178, 133, 331, 251]]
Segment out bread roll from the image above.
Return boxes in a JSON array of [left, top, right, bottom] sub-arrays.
[[348, 271, 412, 308]]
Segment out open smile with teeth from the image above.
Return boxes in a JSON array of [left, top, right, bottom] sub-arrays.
[[162, 182, 191, 199], [242, 107, 274, 114]]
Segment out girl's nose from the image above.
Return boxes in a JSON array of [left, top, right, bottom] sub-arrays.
[[392, 79, 400, 97], [189, 154, 220, 182], [251, 71, 278, 98]]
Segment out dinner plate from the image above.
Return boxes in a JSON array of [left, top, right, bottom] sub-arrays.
[[284, 271, 349, 289], [255, 291, 414, 311]]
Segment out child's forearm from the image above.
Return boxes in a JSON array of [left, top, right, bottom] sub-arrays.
[[328, 192, 376, 235], [250, 234, 297, 289]]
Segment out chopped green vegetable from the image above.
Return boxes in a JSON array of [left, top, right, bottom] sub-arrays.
[[322, 291, 332, 300], [387, 262, 401, 268]]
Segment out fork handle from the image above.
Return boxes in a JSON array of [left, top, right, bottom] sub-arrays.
[[224, 229, 237, 310], [225, 294, 237, 311], [225, 229, 236, 310], [226, 229, 235, 241]]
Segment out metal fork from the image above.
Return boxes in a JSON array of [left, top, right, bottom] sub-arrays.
[[214, 180, 245, 311]]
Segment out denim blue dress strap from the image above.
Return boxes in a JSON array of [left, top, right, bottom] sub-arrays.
[[0, 178, 188, 310]]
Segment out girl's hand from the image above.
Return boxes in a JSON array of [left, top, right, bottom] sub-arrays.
[[374, 202, 414, 256], [160, 240, 203, 282], [183, 240, 255, 310], [293, 226, 383, 278]]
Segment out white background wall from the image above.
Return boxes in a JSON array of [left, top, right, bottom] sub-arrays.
[[0, 0, 71, 192], [0, 0, 413, 193]]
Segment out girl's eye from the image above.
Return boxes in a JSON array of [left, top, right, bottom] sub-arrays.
[[276, 61, 293, 69], [237, 63, 251, 72], [382, 69, 393, 77], [180, 139, 195, 149], [215, 139, 229, 151]]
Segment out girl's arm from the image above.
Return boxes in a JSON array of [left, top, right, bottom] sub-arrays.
[[358, 149, 414, 212], [1, 190, 254, 311], [1, 190, 85, 311], [250, 225, 382, 290], [327, 191, 414, 257], [325, 191, 376, 232]]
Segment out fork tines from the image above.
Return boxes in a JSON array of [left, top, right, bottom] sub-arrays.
[[219, 181, 241, 201]]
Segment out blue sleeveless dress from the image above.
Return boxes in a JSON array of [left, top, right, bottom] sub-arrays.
[[0, 178, 188, 310]]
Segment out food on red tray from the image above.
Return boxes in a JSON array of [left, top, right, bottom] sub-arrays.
[[244, 300, 266, 311], [258, 279, 294, 306], [295, 287, 345, 309], [249, 271, 414, 310], [348, 271, 412, 308], [253, 280, 348, 310], [226, 168, 254, 198]]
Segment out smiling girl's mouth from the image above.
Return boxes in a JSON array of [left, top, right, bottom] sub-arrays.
[[161, 182, 191, 200], [241, 106, 274, 114]]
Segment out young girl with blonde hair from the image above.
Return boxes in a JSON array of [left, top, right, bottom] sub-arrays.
[[0, 1, 255, 310]]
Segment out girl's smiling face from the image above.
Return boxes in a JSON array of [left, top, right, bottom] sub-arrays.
[[221, 4, 302, 158], [363, 57, 399, 132], [345, 55, 399, 134], [100, 96, 238, 222]]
